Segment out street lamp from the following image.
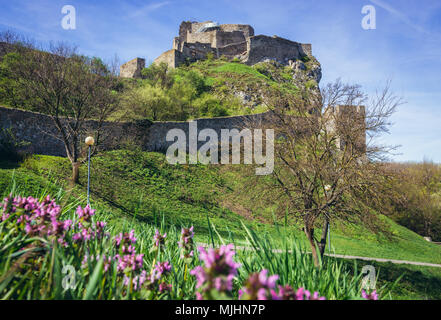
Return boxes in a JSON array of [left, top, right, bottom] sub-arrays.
[[85, 136, 95, 206], [324, 185, 332, 253]]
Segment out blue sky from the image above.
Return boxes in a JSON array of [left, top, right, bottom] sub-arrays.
[[1, 0, 440, 163]]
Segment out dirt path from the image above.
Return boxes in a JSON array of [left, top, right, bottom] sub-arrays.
[[325, 253, 441, 268], [197, 242, 441, 268]]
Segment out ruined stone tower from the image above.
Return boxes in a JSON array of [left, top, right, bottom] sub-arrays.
[[120, 57, 146, 78], [120, 20, 313, 76]]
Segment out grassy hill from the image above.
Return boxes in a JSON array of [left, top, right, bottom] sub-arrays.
[[2, 150, 441, 299], [1, 150, 441, 263]]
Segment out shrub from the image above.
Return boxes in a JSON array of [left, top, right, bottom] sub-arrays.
[[0, 127, 29, 162]]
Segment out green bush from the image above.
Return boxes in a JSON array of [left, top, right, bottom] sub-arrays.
[[0, 128, 29, 162]]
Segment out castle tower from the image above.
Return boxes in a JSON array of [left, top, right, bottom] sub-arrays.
[[120, 57, 145, 78], [121, 20, 313, 75], [325, 105, 367, 155]]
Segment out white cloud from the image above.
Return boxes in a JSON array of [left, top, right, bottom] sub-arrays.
[[370, 0, 441, 41], [129, 1, 172, 18]]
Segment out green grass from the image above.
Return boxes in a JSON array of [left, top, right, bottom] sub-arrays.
[[211, 62, 270, 80], [0, 197, 373, 300], [176, 59, 301, 116], [2, 151, 441, 299], [2, 151, 441, 266], [343, 259, 441, 300], [0, 178, 385, 300]]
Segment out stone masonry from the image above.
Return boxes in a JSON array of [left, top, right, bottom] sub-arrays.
[[0, 106, 275, 157], [0, 106, 366, 158], [120, 57, 146, 78], [120, 21, 313, 76]]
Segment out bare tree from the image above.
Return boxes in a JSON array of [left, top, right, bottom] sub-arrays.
[[1, 39, 119, 183], [255, 79, 403, 266]]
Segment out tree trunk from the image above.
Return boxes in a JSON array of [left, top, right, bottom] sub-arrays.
[[72, 162, 80, 184], [318, 218, 329, 259], [304, 225, 320, 267]]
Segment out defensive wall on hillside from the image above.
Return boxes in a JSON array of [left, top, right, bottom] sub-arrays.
[[0, 105, 366, 159], [0, 106, 278, 157]]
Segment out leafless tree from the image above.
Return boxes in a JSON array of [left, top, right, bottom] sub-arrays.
[[252, 79, 403, 266], [1, 38, 119, 183]]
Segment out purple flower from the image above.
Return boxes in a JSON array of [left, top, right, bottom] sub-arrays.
[[239, 269, 279, 300], [362, 290, 379, 300], [115, 253, 144, 273], [152, 229, 167, 249], [240, 275, 326, 301], [178, 226, 194, 260], [190, 244, 240, 300], [76, 205, 95, 221], [0, 195, 75, 246], [159, 282, 172, 293], [114, 230, 137, 254], [274, 286, 326, 300], [151, 261, 172, 282]]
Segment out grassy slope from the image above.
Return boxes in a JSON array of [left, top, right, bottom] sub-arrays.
[[180, 59, 301, 116], [2, 151, 441, 264], [344, 259, 441, 300], [2, 151, 441, 299]]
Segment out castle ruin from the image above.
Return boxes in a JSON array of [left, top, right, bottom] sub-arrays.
[[120, 21, 313, 77]]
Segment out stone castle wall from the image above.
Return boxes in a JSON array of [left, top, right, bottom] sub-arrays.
[[123, 20, 313, 73], [0, 107, 152, 157], [244, 35, 311, 65], [153, 50, 184, 70], [1, 105, 366, 158], [0, 106, 276, 157], [120, 58, 146, 78]]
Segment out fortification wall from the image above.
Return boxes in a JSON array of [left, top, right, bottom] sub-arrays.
[[0, 107, 152, 157], [186, 31, 216, 46], [125, 20, 314, 72], [1, 105, 366, 159], [219, 24, 254, 37], [181, 42, 216, 61], [177, 22, 253, 50], [145, 112, 275, 152], [244, 35, 311, 65], [217, 42, 247, 57], [189, 21, 213, 33], [0, 106, 275, 157], [215, 30, 247, 47], [153, 49, 185, 68], [179, 21, 192, 42], [120, 58, 145, 78]]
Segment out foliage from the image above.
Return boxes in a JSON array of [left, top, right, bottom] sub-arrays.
[[0, 190, 383, 300], [3, 152, 441, 267], [0, 41, 120, 183], [0, 128, 29, 162], [379, 161, 441, 241], [245, 79, 402, 265]]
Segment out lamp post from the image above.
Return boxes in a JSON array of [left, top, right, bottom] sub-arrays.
[[324, 185, 332, 253], [85, 136, 95, 206]]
